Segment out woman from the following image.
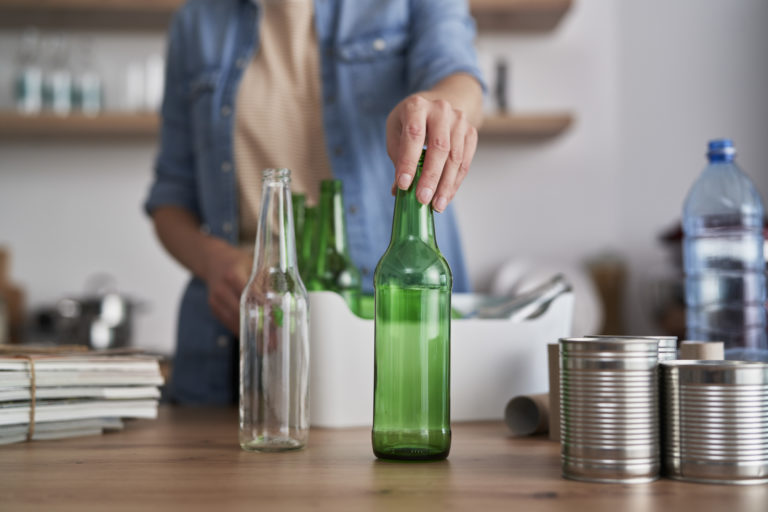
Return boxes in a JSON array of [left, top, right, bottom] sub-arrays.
[[145, 0, 484, 404]]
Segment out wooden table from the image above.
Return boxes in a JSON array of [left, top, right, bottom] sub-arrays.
[[1, 407, 765, 511]]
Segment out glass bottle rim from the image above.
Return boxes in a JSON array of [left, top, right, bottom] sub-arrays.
[[263, 168, 291, 181]]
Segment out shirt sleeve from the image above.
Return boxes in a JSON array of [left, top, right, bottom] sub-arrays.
[[143, 8, 201, 218], [406, 0, 487, 94]]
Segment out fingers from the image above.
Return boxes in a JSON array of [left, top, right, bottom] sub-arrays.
[[432, 110, 467, 212], [388, 94, 478, 210], [209, 268, 245, 335], [455, 125, 477, 192], [417, 99, 452, 206], [225, 264, 249, 297], [394, 96, 429, 191], [209, 288, 239, 334]]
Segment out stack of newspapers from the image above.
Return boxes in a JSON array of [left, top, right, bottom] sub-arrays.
[[0, 349, 164, 445]]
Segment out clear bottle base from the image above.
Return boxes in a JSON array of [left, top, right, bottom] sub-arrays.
[[240, 435, 305, 452]]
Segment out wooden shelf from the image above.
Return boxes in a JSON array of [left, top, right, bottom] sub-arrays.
[[478, 113, 573, 139], [0, 112, 158, 139], [0, 0, 181, 31], [470, 0, 572, 31], [0, 0, 571, 32], [0, 112, 572, 141]]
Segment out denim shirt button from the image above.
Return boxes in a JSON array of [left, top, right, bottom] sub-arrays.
[[221, 105, 232, 117], [333, 146, 343, 157], [216, 335, 229, 348], [372, 38, 387, 51], [222, 222, 233, 233], [235, 58, 247, 69], [221, 161, 232, 173], [349, 205, 357, 215], [361, 267, 371, 276], [325, 94, 336, 105]]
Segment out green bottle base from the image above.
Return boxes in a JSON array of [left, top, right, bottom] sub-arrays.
[[372, 430, 451, 461]]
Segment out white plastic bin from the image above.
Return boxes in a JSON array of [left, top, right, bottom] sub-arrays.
[[308, 291, 573, 427]]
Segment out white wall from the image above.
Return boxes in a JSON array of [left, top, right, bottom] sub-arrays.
[[0, 142, 189, 353], [463, 0, 621, 290], [1, 0, 767, 354]]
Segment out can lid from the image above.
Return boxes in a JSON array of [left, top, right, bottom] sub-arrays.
[[660, 360, 768, 385], [586, 334, 676, 342], [560, 337, 660, 354]]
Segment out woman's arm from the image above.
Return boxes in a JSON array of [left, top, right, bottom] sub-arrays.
[[386, 0, 485, 213], [146, 11, 249, 335]]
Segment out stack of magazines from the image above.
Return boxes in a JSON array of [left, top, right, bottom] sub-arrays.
[[0, 347, 164, 445]]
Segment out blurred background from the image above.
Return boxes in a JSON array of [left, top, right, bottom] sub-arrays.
[[0, 0, 766, 354]]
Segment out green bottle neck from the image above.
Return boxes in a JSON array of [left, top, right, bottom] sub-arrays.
[[390, 158, 437, 248], [318, 181, 351, 257], [301, 206, 318, 253]]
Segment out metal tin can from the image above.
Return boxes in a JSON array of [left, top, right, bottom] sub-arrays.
[[560, 337, 661, 483], [661, 360, 768, 485]]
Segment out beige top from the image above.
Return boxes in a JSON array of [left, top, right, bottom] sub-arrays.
[[234, 0, 333, 244]]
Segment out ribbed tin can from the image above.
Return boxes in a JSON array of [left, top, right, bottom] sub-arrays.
[[661, 360, 768, 485], [560, 337, 661, 483]]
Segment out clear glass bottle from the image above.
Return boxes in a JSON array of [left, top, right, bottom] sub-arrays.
[[306, 180, 362, 313], [240, 168, 310, 451], [372, 149, 452, 460], [15, 28, 43, 115], [43, 35, 72, 116], [73, 38, 102, 117]]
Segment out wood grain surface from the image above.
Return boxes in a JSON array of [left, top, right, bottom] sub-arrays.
[[0, 406, 765, 512]]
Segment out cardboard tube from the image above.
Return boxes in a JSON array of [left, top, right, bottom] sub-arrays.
[[548, 343, 560, 442], [504, 393, 549, 436], [679, 341, 725, 360]]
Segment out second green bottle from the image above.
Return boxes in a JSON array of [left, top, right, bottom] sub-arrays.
[[305, 179, 362, 314]]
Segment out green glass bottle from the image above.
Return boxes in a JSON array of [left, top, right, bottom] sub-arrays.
[[292, 192, 306, 247], [372, 149, 452, 461], [357, 294, 375, 320], [299, 205, 318, 283], [306, 180, 362, 313]]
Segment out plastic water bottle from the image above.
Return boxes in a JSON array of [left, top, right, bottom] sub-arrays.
[[683, 139, 767, 361]]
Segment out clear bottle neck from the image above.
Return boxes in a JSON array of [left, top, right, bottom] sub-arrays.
[[252, 168, 299, 273]]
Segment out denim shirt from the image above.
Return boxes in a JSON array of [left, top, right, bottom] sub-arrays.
[[145, 0, 484, 404]]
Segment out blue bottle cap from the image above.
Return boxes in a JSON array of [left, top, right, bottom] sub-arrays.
[[707, 139, 736, 162]]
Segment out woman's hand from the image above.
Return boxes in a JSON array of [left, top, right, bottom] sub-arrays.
[[385, 75, 482, 213], [151, 206, 252, 336], [201, 239, 252, 335]]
